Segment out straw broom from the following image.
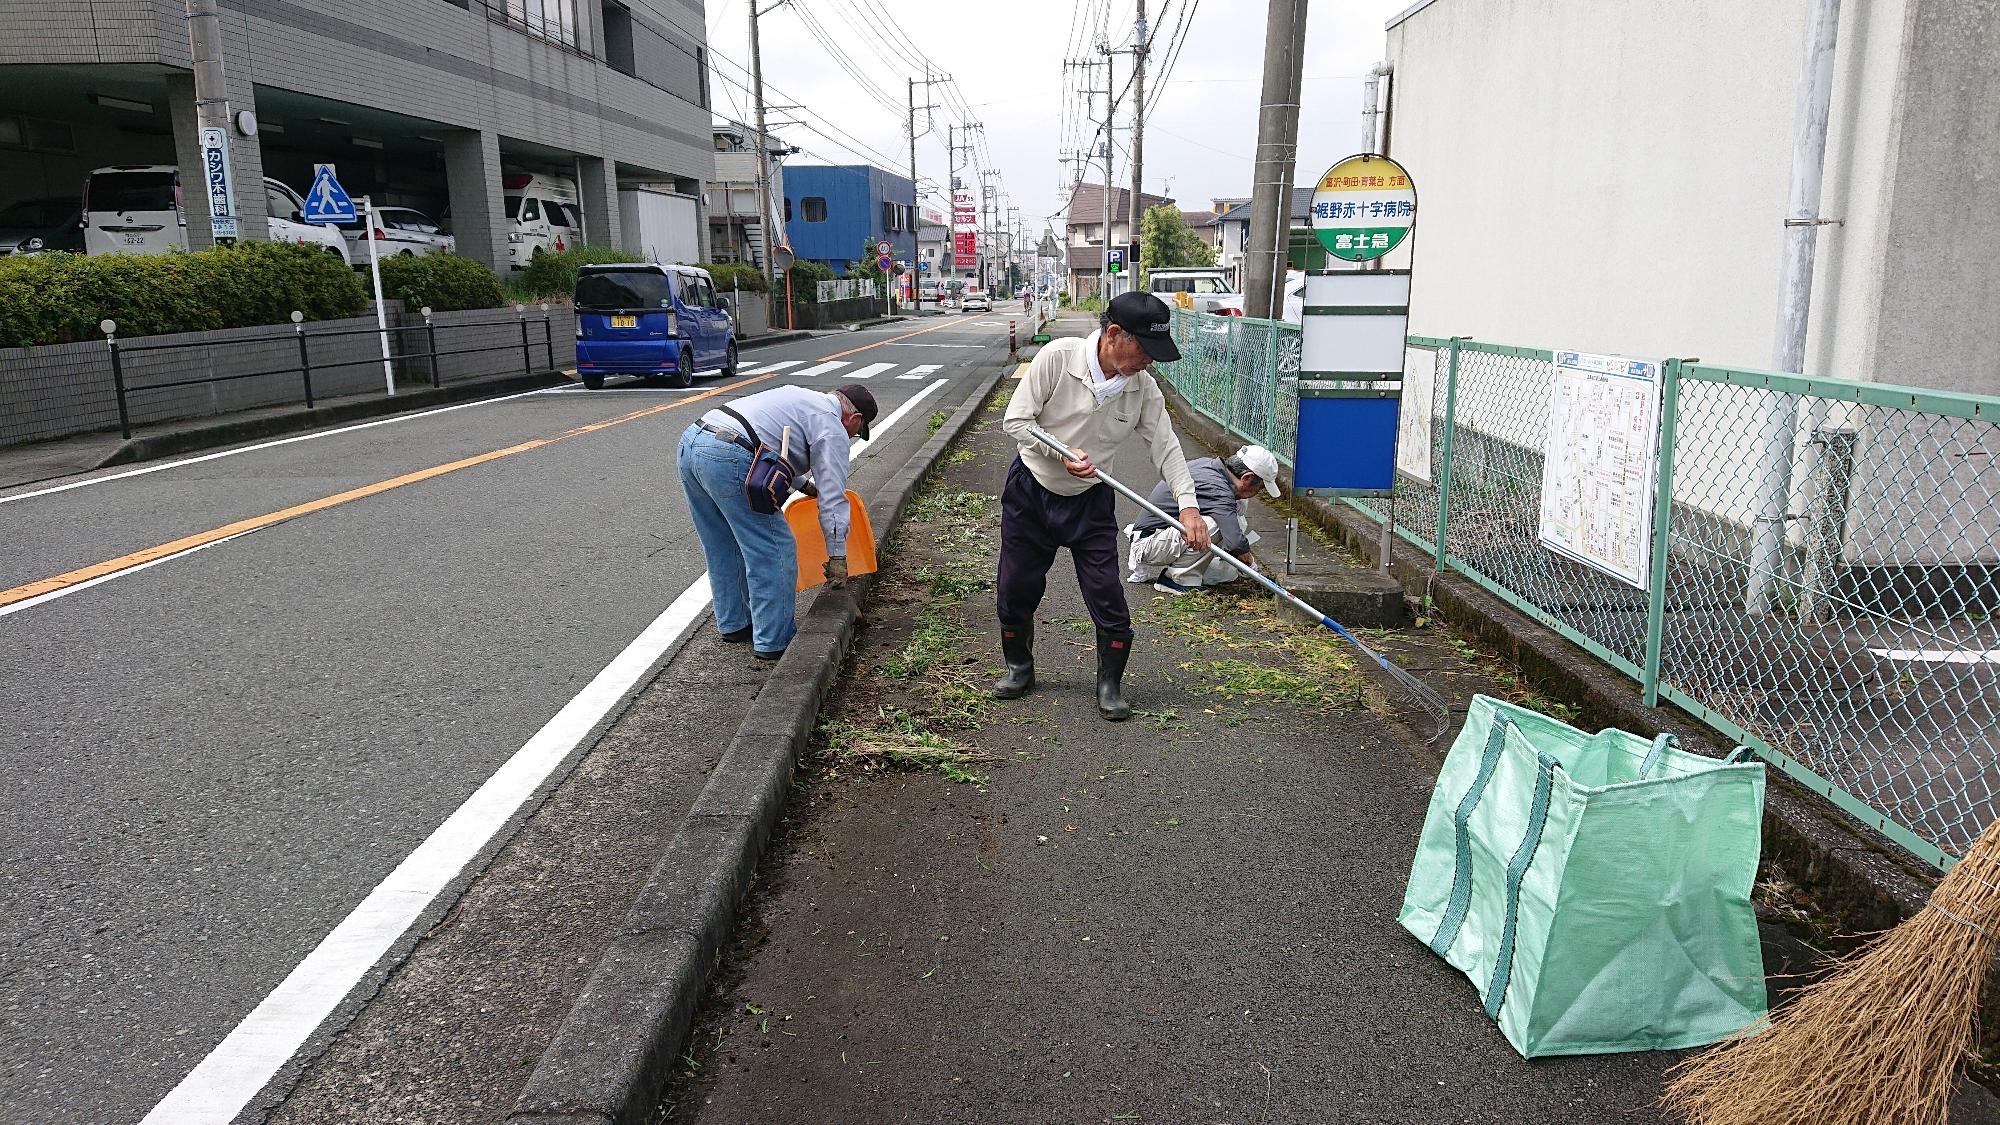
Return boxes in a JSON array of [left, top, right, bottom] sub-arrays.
[[1662, 815, 2000, 1125]]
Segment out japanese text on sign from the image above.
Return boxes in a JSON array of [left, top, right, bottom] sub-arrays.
[[1536, 351, 1664, 590]]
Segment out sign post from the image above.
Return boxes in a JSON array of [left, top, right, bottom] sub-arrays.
[[1293, 153, 1419, 575], [303, 166, 391, 394], [199, 127, 238, 243]]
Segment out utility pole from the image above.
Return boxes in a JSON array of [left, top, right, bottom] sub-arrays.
[[907, 70, 940, 312], [1128, 0, 1148, 286], [186, 0, 238, 245], [1243, 0, 1308, 319], [1100, 48, 1117, 300], [748, 0, 777, 284]]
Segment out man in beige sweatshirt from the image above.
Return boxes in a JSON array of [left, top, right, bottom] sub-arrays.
[[994, 291, 1209, 721]]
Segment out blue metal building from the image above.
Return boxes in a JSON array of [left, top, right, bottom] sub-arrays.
[[782, 165, 916, 276]]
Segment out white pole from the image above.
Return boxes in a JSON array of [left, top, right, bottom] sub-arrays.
[[365, 196, 394, 395], [1745, 0, 1842, 613]]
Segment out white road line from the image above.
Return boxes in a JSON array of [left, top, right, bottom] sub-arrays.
[[741, 359, 805, 374], [847, 378, 948, 458], [0, 387, 555, 507], [898, 364, 944, 380], [900, 343, 985, 348], [139, 375, 943, 1125], [789, 360, 851, 379], [1869, 648, 2000, 665], [846, 362, 896, 380]]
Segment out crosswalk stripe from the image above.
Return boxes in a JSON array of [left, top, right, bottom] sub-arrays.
[[898, 364, 944, 380], [739, 359, 804, 375], [790, 360, 852, 379], [846, 362, 896, 380]]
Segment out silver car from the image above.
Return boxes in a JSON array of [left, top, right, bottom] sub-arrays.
[[342, 206, 455, 262]]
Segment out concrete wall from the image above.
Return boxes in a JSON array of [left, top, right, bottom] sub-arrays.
[[0, 304, 576, 447], [1384, 0, 1920, 385], [1870, 0, 2000, 395]]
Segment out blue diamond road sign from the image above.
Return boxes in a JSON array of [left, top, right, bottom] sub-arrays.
[[303, 163, 357, 224]]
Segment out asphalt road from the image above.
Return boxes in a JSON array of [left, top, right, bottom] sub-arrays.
[[0, 312, 1019, 1125]]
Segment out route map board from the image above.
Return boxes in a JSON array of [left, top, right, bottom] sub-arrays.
[[1536, 350, 1663, 590]]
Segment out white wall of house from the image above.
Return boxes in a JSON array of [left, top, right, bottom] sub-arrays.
[[1385, 0, 1932, 385]]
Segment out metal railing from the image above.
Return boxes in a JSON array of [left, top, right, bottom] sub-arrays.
[[1156, 309, 2000, 869], [99, 306, 563, 439], [815, 278, 879, 303]]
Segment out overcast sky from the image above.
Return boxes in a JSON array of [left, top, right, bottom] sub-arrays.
[[702, 0, 1411, 234]]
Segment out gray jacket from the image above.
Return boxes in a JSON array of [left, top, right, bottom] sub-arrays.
[[1131, 457, 1250, 555]]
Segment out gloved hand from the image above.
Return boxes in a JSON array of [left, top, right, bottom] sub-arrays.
[[793, 479, 820, 499], [824, 556, 849, 588]]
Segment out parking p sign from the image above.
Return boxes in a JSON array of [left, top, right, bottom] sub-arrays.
[[1309, 153, 1416, 263]]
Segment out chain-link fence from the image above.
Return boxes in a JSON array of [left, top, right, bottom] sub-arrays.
[[1164, 320, 2000, 868], [1154, 309, 1303, 458]]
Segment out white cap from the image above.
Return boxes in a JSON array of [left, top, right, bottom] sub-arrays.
[[1236, 445, 1282, 497]]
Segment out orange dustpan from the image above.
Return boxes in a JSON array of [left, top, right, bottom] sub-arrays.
[[784, 489, 878, 590]]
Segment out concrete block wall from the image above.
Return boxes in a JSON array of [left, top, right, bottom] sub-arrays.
[[0, 304, 578, 448]]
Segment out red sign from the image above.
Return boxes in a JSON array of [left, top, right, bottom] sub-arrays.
[[953, 231, 977, 259]]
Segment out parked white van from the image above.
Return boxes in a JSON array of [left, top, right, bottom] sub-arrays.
[[81, 166, 350, 264], [502, 172, 582, 271]]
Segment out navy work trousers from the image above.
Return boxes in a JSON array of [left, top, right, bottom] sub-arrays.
[[996, 456, 1132, 635]]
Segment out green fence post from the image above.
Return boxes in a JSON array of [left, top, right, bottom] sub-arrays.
[[1640, 358, 1684, 708], [1432, 336, 1467, 572], [1264, 319, 1280, 447]]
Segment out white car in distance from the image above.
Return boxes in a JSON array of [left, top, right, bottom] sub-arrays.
[[340, 206, 455, 264], [80, 166, 350, 264]]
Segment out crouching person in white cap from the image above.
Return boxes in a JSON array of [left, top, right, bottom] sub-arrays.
[[1125, 444, 1282, 592]]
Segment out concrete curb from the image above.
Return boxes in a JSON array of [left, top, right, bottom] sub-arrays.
[[505, 360, 1013, 1125], [741, 330, 814, 349], [1156, 384, 1942, 927], [92, 370, 571, 471]]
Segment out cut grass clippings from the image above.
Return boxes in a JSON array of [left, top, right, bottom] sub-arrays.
[[824, 479, 1001, 784]]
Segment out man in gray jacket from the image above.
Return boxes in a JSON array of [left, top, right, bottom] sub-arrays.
[[1126, 445, 1282, 591]]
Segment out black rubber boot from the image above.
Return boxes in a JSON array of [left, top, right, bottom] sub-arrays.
[[1095, 629, 1134, 722], [991, 623, 1036, 699]]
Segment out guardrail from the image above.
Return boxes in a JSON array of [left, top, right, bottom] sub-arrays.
[[1155, 308, 2000, 869], [98, 306, 562, 439]]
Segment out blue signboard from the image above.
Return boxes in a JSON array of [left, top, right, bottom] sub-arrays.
[[1293, 395, 1401, 494], [303, 163, 357, 224]]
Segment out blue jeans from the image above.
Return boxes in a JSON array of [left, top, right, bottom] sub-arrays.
[[677, 424, 799, 652]]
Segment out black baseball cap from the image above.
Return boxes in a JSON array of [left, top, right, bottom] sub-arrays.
[[836, 383, 878, 439], [1107, 290, 1182, 363]]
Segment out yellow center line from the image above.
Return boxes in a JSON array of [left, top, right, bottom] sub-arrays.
[[0, 372, 776, 610], [816, 315, 982, 361]]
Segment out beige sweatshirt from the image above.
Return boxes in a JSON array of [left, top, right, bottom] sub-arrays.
[[1002, 332, 1198, 512]]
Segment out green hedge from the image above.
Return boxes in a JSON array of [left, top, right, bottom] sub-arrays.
[[373, 253, 505, 312], [785, 258, 835, 300], [699, 262, 768, 294], [0, 242, 367, 348], [516, 244, 643, 299]]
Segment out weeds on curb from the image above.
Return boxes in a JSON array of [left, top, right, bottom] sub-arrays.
[[822, 708, 996, 785], [829, 478, 1002, 783]]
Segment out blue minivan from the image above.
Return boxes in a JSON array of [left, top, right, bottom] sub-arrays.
[[574, 263, 738, 389]]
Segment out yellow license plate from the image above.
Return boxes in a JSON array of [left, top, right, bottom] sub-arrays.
[[611, 315, 637, 328]]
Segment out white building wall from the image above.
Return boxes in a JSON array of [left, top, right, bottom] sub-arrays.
[[1384, 0, 1910, 379]]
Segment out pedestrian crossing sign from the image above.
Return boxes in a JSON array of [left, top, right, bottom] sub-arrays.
[[303, 164, 357, 224]]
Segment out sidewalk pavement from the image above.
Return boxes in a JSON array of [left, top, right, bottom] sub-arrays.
[[658, 356, 1715, 1124]]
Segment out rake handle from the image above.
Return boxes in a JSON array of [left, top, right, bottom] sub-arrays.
[[1022, 425, 1344, 635]]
